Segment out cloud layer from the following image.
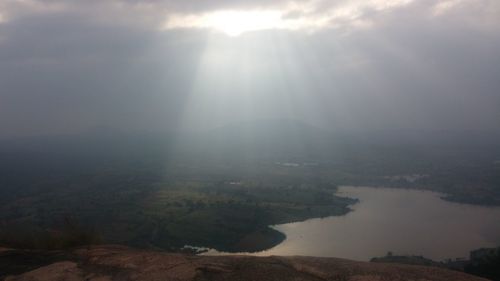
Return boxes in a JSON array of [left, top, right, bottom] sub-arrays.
[[1, 0, 499, 137]]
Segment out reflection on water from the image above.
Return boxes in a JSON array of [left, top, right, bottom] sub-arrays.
[[204, 186, 500, 261]]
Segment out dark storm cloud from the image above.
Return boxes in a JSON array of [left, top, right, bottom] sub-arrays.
[[0, 8, 206, 136], [0, 0, 499, 137]]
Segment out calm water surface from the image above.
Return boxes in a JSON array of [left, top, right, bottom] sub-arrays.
[[204, 186, 500, 261]]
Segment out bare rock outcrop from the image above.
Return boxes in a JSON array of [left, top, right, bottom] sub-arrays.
[[2, 245, 489, 281]]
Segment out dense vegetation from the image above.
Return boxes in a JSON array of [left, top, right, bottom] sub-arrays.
[[1, 124, 499, 251], [371, 247, 500, 281], [0, 164, 354, 251]]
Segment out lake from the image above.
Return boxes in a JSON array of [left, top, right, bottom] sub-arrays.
[[204, 186, 500, 261]]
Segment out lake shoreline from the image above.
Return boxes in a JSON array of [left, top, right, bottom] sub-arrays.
[[199, 186, 500, 261]]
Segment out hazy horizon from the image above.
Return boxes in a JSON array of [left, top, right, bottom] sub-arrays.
[[1, 3, 500, 278], [1, 0, 500, 138]]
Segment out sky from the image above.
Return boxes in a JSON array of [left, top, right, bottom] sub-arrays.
[[1, 0, 500, 137]]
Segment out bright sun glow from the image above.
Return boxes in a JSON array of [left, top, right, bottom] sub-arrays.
[[166, 10, 285, 37], [204, 10, 283, 36], [163, 1, 416, 36]]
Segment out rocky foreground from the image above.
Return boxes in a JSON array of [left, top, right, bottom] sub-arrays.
[[1, 245, 488, 281]]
